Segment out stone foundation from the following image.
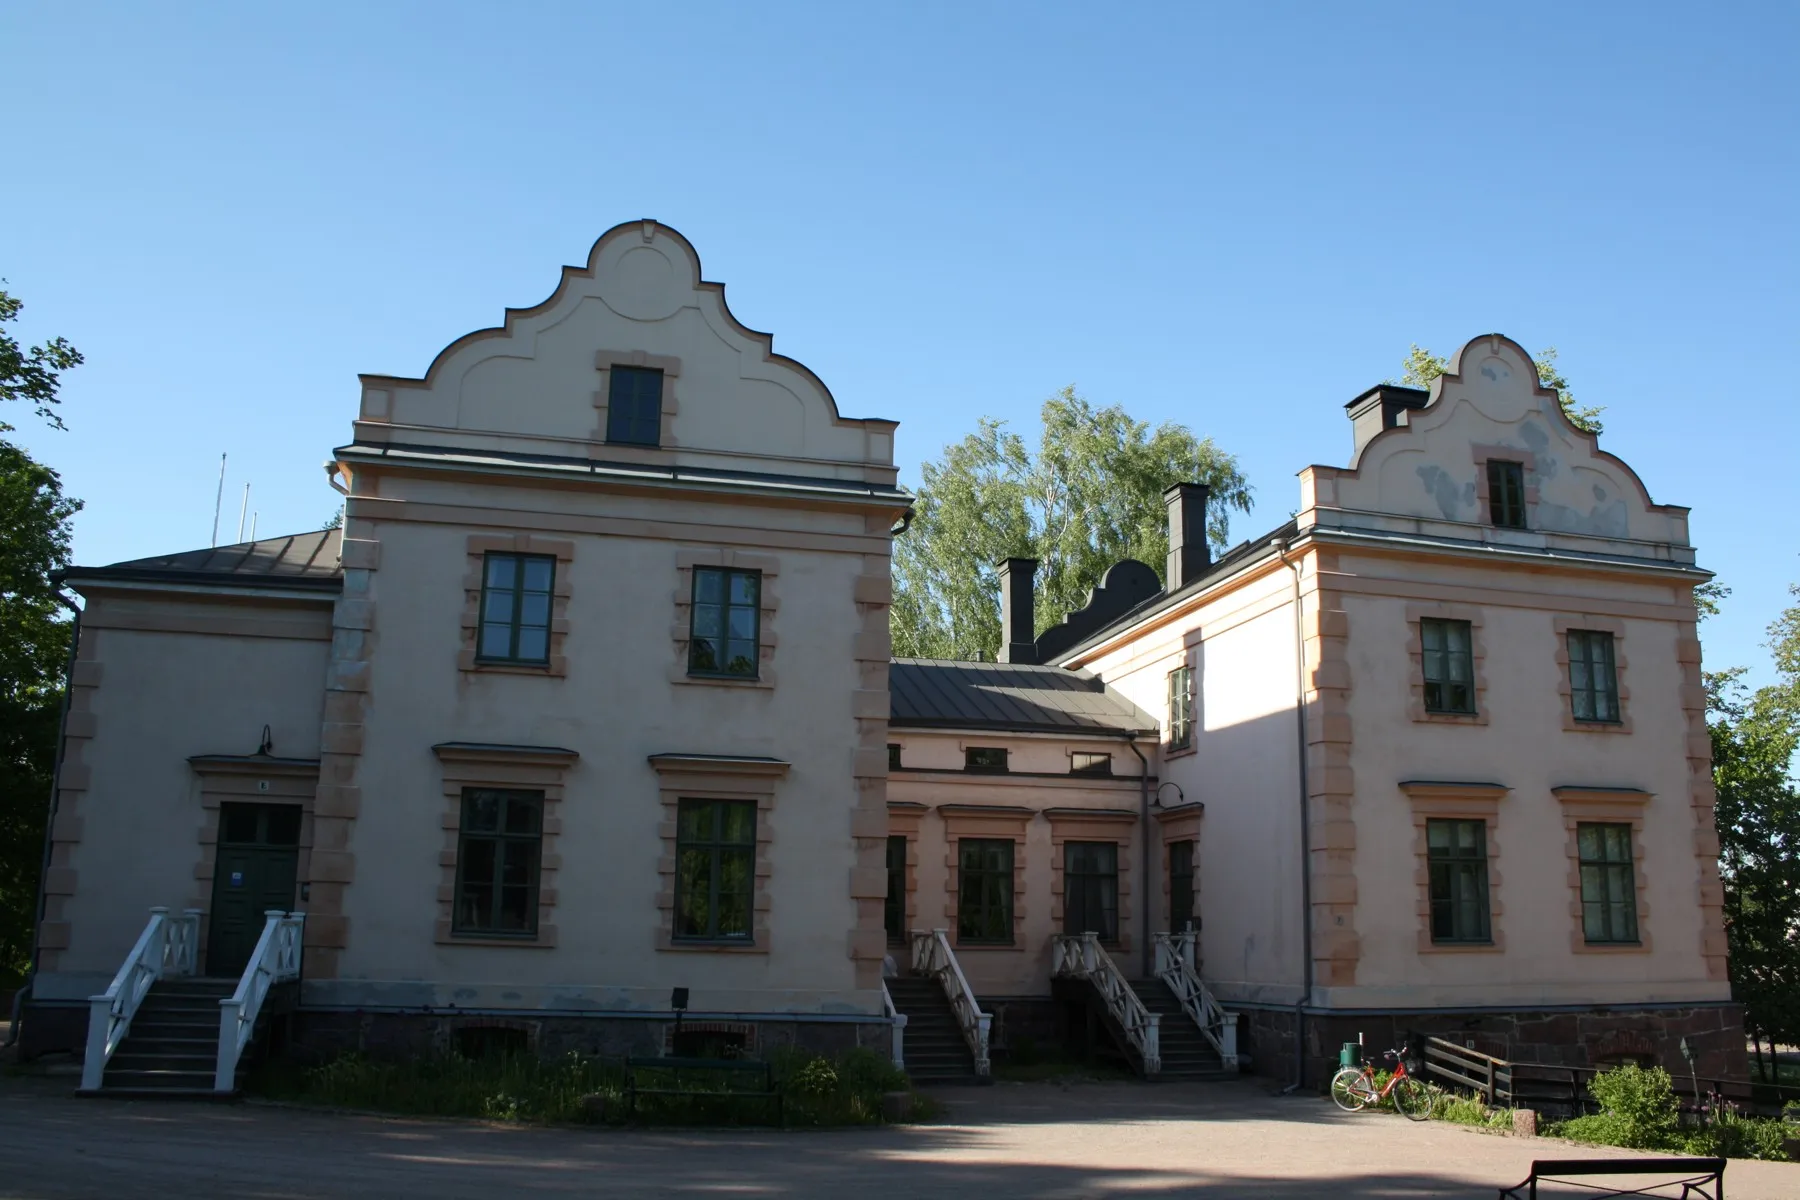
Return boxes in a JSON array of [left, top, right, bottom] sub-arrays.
[[1236, 1002, 1748, 1092], [15, 1000, 85, 1062], [287, 1010, 891, 1064], [985, 997, 1059, 1060]]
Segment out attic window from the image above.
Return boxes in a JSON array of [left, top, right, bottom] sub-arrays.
[[964, 747, 1009, 773], [1487, 461, 1527, 529], [607, 366, 664, 447], [1070, 752, 1112, 776]]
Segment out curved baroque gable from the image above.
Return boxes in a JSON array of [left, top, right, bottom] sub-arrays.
[[1314, 334, 1687, 547], [354, 220, 892, 470]]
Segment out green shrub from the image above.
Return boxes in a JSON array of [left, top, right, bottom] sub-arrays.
[[1683, 1108, 1794, 1161], [249, 1046, 922, 1128], [1583, 1064, 1681, 1149]]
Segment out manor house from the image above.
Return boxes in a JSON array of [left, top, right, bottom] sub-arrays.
[[19, 222, 1741, 1092]]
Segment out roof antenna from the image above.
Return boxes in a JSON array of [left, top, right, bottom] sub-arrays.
[[257, 724, 273, 756], [210, 453, 227, 547], [250, 511, 257, 541], [236, 483, 251, 544]]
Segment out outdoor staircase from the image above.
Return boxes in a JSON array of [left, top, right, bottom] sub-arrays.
[[885, 975, 982, 1085], [99, 977, 239, 1095], [1127, 978, 1233, 1081]]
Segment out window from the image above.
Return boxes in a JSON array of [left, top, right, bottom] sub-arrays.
[[1426, 819, 1490, 944], [884, 835, 907, 944], [1420, 618, 1475, 714], [674, 799, 756, 941], [888, 743, 903, 771], [478, 553, 554, 664], [957, 838, 1014, 944], [964, 747, 1008, 773], [1063, 842, 1119, 940], [1168, 667, 1194, 750], [688, 568, 760, 678], [1487, 460, 1526, 529], [1070, 752, 1112, 776], [453, 789, 543, 937], [606, 365, 663, 446], [1169, 839, 1196, 933], [1578, 823, 1638, 944], [1567, 630, 1621, 723]]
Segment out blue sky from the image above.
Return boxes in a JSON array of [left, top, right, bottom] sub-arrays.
[[5, 2, 1796, 683]]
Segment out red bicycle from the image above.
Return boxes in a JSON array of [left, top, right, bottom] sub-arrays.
[[1330, 1046, 1432, 1120]]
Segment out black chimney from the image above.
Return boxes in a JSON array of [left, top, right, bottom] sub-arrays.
[[1162, 483, 1212, 591], [997, 557, 1039, 665], [1345, 384, 1429, 459]]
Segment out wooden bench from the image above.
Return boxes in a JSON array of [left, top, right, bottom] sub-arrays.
[[623, 1056, 782, 1125], [1498, 1157, 1725, 1199]]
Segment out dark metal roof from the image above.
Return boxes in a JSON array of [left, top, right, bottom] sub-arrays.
[[336, 439, 913, 506], [889, 659, 1156, 736], [61, 529, 344, 592], [1051, 518, 1299, 662]]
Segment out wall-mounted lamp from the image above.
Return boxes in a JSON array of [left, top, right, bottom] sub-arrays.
[[1153, 781, 1186, 809]]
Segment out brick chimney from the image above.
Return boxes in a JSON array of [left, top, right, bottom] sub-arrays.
[[997, 557, 1039, 664], [1162, 483, 1212, 591]]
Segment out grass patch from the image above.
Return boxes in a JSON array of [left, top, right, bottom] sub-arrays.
[[247, 1046, 929, 1128]]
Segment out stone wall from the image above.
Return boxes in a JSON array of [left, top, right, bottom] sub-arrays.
[[286, 1011, 890, 1064], [1236, 1002, 1749, 1090]]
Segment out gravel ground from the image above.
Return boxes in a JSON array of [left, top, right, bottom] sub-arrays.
[[0, 1074, 1794, 1198]]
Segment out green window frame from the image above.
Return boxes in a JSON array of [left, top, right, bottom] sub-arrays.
[[1421, 618, 1475, 714], [1578, 823, 1639, 944], [1427, 818, 1491, 944], [884, 834, 907, 945], [477, 552, 555, 665], [674, 798, 756, 942], [606, 365, 663, 446], [453, 788, 543, 937], [1169, 839, 1196, 933], [688, 567, 761, 678], [1568, 630, 1621, 723], [1063, 841, 1119, 941], [1168, 666, 1194, 750], [957, 838, 1014, 944], [1487, 460, 1527, 529]]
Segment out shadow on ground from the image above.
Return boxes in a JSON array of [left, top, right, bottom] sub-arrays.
[[0, 1075, 1788, 1199]]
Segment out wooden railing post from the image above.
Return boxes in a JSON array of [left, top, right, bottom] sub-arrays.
[[1487, 1058, 1497, 1106]]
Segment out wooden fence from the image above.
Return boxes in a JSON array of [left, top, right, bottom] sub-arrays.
[[1417, 1036, 1800, 1116]]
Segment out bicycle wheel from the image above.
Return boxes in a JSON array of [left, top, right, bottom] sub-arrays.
[[1391, 1075, 1432, 1121], [1329, 1067, 1372, 1112]]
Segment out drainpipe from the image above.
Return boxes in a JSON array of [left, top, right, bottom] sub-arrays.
[[1126, 737, 1153, 979], [1273, 538, 1313, 1091], [7, 594, 82, 1047]]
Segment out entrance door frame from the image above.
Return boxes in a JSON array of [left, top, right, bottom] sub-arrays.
[[187, 753, 319, 976]]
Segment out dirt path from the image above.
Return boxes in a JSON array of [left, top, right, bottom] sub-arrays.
[[0, 1075, 1794, 1198]]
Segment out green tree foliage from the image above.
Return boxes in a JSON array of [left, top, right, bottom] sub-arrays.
[[0, 287, 83, 433], [892, 387, 1251, 661], [0, 286, 82, 988], [1707, 584, 1800, 1050], [1400, 344, 1605, 435]]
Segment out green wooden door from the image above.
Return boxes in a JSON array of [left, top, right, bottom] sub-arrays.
[[206, 803, 301, 978]]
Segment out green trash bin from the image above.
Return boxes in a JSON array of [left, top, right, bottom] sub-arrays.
[[1340, 1042, 1360, 1069]]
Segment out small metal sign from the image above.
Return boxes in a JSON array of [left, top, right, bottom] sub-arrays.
[[230, 871, 244, 887]]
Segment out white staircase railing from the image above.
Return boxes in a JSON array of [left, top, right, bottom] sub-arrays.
[[879, 980, 908, 1071], [909, 929, 990, 1077], [81, 907, 202, 1091], [1154, 930, 1238, 1070], [1051, 932, 1161, 1075], [214, 910, 304, 1092]]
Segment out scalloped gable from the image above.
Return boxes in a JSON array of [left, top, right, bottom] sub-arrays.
[[354, 220, 894, 472], [1303, 334, 1689, 548]]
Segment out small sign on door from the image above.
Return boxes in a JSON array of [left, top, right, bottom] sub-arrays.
[[230, 871, 244, 888]]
